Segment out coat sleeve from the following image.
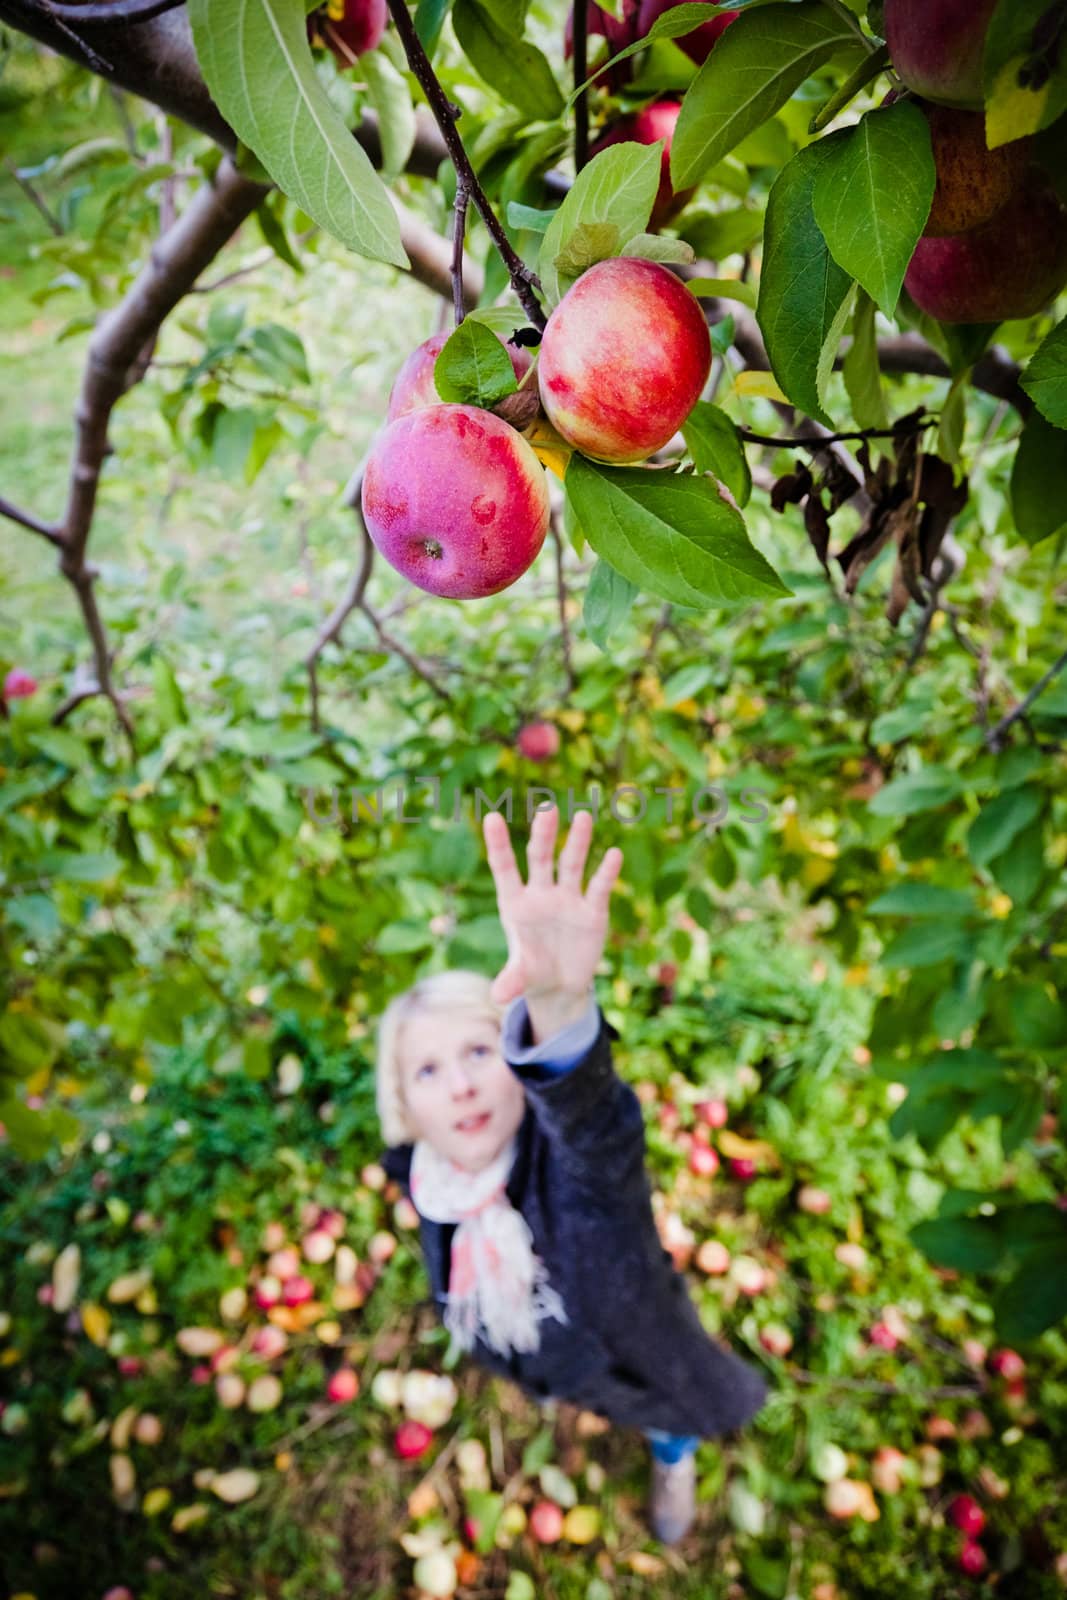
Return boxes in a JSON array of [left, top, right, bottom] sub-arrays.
[[501, 998, 647, 1193]]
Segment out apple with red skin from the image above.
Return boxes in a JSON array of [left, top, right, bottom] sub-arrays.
[[905, 173, 1067, 323], [636, 0, 739, 65], [387, 331, 533, 423], [730, 1156, 757, 1182], [327, 1368, 359, 1403], [282, 1274, 315, 1307], [517, 721, 560, 762], [989, 1347, 1025, 1380], [362, 404, 551, 600], [395, 1419, 434, 1459], [314, 0, 387, 64], [884, 0, 1000, 109], [920, 103, 1032, 236], [590, 102, 696, 231], [538, 257, 711, 464], [695, 1098, 728, 1129], [869, 1321, 898, 1352], [2, 668, 37, 699], [689, 1143, 720, 1177], [958, 1540, 988, 1577], [528, 1499, 565, 1543], [949, 1495, 986, 1538]]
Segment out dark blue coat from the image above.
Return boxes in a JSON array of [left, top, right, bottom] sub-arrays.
[[381, 1006, 770, 1438]]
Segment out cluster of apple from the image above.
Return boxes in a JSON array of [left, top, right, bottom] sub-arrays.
[[889, 0, 1067, 324], [361, 253, 712, 598], [307, 0, 387, 66]]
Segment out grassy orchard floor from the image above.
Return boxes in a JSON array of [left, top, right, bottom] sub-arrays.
[[2, 919, 1066, 1600]]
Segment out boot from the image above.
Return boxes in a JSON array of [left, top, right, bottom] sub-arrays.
[[648, 1449, 696, 1543]]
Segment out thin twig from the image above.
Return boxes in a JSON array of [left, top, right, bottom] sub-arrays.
[[986, 646, 1067, 751], [383, 0, 546, 329], [0, 495, 64, 547], [3, 156, 63, 235], [572, 0, 589, 174], [738, 419, 934, 450], [451, 175, 470, 328]]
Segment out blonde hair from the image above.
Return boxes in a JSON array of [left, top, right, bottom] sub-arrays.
[[374, 969, 507, 1147]]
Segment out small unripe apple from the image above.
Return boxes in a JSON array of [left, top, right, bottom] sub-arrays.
[[689, 1143, 720, 1177], [132, 1412, 162, 1445], [537, 257, 711, 464], [253, 1275, 282, 1311], [302, 1229, 335, 1265], [949, 1494, 986, 1538], [797, 1184, 832, 1214], [369, 1230, 397, 1265], [731, 1256, 766, 1296], [251, 1325, 288, 1360], [316, 0, 387, 63], [528, 1498, 565, 1543], [395, 1419, 434, 1459], [361, 1162, 387, 1191], [387, 331, 532, 423], [695, 1098, 728, 1129], [517, 721, 560, 762], [362, 405, 551, 600], [925, 1415, 956, 1442], [989, 1348, 1025, 1380], [871, 1446, 908, 1494], [759, 1323, 793, 1357], [958, 1540, 988, 1577], [215, 1372, 246, 1409], [327, 1368, 360, 1404], [267, 1246, 301, 1280], [317, 1208, 346, 1240], [412, 1550, 458, 1599], [3, 667, 38, 699]]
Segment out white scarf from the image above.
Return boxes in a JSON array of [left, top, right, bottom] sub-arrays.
[[409, 1136, 569, 1358]]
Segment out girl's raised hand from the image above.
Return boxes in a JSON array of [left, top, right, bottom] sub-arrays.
[[482, 802, 623, 1010]]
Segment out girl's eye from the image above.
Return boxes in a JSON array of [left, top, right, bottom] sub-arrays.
[[472, 1045, 490, 1057], [416, 1062, 436, 1080]]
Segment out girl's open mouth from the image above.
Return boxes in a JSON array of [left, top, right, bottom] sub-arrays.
[[454, 1111, 491, 1134]]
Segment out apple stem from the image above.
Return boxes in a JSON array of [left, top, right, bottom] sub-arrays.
[[452, 174, 470, 327], [572, 0, 589, 173], [384, 0, 547, 330]]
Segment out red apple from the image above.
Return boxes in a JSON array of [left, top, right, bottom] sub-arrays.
[[689, 1144, 720, 1177], [362, 405, 551, 600], [796, 1184, 832, 1215], [254, 1275, 282, 1311], [730, 1156, 757, 1182], [387, 331, 533, 423], [528, 1499, 565, 1543], [315, 0, 387, 63], [282, 1274, 314, 1307], [117, 1356, 144, 1378], [517, 721, 560, 762], [921, 103, 1031, 236], [958, 1540, 988, 1577], [327, 1367, 360, 1403], [868, 1321, 898, 1353], [537, 257, 711, 464], [395, 1419, 434, 1459], [590, 101, 696, 231], [695, 1239, 730, 1275], [989, 1348, 1025, 1380], [871, 1446, 908, 1494], [884, 0, 999, 109], [3, 667, 38, 699], [905, 173, 1067, 323], [759, 1323, 793, 1357], [695, 1098, 728, 1129], [635, 0, 739, 65], [189, 1364, 213, 1385], [949, 1495, 986, 1538]]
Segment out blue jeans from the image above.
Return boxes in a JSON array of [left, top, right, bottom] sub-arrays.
[[645, 1428, 701, 1465]]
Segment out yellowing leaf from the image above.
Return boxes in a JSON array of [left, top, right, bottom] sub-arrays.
[[986, 60, 1047, 147], [110, 1405, 138, 1451], [110, 1452, 136, 1499], [732, 370, 789, 404], [717, 1130, 780, 1168], [143, 1487, 172, 1516], [172, 1502, 211, 1532], [80, 1303, 111, 1346], [210, 1468, 261, 1504], [562, 1505, 601, 1543], [523, 418, 574, 482]]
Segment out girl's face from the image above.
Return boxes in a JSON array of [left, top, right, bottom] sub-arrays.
[[398, 1007, 527, 1174]]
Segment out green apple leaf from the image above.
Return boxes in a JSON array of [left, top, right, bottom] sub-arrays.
[[811, 101, 935, 319], [1011, 411, 1067, 547], [682, 401, 752, 508], [360, 49, 416, 184], [452, 0, 563, 121], [618, 233, 696, 264], [1020, 318, 1067, 427], [756, 142, 854, 427], [671, 0, 865, 189], [564, 455, 791, 607], [842, 289, 887, 428], [433, 320, 518, 407], [685, 276, 757, 309], [187, 0, 407, 269], [538, 142, 661, 307]]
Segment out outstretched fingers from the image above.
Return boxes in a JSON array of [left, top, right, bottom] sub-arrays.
[[584, 844, 624, 917], [482, 810, 524, 905], [524, 801, 559, 890], [556, 807, 594, 895]]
